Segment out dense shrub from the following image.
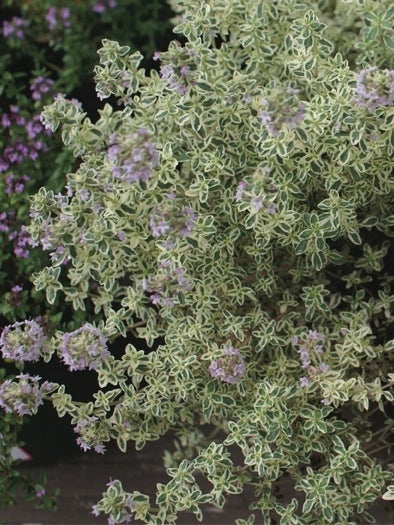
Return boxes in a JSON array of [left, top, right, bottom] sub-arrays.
[[2, 0, 394, 523]]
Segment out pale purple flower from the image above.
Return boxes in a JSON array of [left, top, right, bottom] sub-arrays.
[[92, 505, 101, 517], [209, 345, 246, 384], [153, 51, 161, 61], [355, 67, 394, 110], [45, 7, 71, 31], [5, 173, 29, 195], [266, 202, 277, 214], [2, 17, 28, 40], [109, 131, 158, 184], [143, 263, 191, 307], [258, 110, 272, 125], [235, 181, 246, 202], [60, 324, 109, 371], [160, 65, 174, 80], [251, 197, 263, 211], [0, 320, 47, 362], [93, 0, 116, 13], [149, 209, 172, 237], [35, 488, 46, 498], [0, 374, 46, 416], [30, 77, 54, 101], [180, 65, 191, 76], [299, 376, 310, 388]]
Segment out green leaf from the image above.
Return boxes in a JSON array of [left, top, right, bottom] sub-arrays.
[[295, 239, 308, 255], [383, 34, 394, 51]]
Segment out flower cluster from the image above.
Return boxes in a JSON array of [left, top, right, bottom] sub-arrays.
[[354, 67, 394, 111], [0, 211, 14, 233], [291, 330, 330, 389], [4, 173, 29, 195], [107, 129, 159, 184], [234, 166, 278, 214], [149, 193, 197, 241], [2, 17, 28, 40], [160, 62, 194, 95], [45, 7, 71, 32], [258, 86, 305, 136], [209, 345, 246, 384], [0, 374, 55, 417], [93, 0, 117, 13], [0, 320, 47, 362], [9, 225, 36, 259], [73, 416, 107, 453], [30, 77, 55, 102], [142, 260, 192, 307], [59, 324, 109, 371]]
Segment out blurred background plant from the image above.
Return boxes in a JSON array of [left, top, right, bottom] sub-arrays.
[[0, 0, 173, 511]]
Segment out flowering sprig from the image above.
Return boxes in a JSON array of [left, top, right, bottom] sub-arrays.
[[209, 344, 246, 384], [2, 17, 28, 40], [73, 416, 107, 453], [142, 260, 192, 308], [93, 0, 117, 13], [107, 129, 159, 184], [234, 166, 278, 215], [0, 320, 48, 362], [45, 7, 71, 32], [258, 86, 305, 136], [59, 324, 109, 371], [30, 77, 55, 102], [149, 192, 197, 240], [0, 374, 56, 417], [354, 67, 394, 111], [292, 330, 330, 393]]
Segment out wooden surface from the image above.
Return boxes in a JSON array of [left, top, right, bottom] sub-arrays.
[[1, 435, 393, 525]]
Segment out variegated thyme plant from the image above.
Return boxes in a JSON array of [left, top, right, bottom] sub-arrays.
[[2, 0, 394, 523]]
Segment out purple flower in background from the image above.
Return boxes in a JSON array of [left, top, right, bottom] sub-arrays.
[[2, 17, 28, 40], [45, 7, 71, 31], [35, 488, 46, 498], [209, 345, 246, 384], [59, 324, 109, 371], [30, 77, 54, 101], [0, 319, 47, 362], [93, 0, 117, 13], [11, 225, 36, 258], [4, 173, 29, 194]]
